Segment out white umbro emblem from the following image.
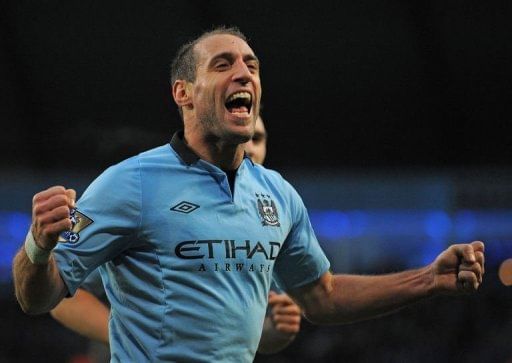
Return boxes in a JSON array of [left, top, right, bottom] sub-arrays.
[[170, 201, 200, 214]]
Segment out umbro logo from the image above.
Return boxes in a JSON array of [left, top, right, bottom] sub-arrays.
[[170, 201, 200, 214]]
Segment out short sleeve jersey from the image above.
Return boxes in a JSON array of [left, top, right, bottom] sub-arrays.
[[53, 132, 330, 363], [80, 269, 109, 306]]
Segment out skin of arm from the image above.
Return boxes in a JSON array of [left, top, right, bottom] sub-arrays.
[[288, 241, 485, 325], [13, 253, 68, 314], [257, 291, 302, 354], [50, 288, 110, 344], [12, 186, 75, 314]]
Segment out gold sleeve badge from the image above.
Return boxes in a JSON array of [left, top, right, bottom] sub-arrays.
[[58, 209, 94, 243]]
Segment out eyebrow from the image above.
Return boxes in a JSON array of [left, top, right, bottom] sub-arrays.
[[208, 52, 260, 67]]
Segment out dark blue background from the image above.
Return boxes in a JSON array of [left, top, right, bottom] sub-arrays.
[[2, 2, 512, 362]]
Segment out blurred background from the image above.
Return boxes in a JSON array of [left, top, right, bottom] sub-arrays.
[[2, 1, 512, 362]]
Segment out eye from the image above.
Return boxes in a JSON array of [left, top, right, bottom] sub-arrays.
[[246, 61, 259, 73], [215, 61, 230, 71]]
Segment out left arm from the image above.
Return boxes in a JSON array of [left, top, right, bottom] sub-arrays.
[[288, 241, 485, 325], [257, 291, 302, 354]]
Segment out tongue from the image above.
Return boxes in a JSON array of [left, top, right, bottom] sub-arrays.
[[228, 106, 249, 114]]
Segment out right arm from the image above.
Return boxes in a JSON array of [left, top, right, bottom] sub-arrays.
[[12, 186, 75, 314], [50, 288, 110, 344]]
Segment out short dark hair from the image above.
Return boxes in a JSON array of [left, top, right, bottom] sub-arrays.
[[170, 26, 247, 86]]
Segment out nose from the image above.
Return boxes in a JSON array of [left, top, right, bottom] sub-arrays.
[[232, 59, 252, 84]]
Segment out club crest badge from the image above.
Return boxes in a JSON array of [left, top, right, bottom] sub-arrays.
[[256, 193, 280, 227], [58, 208, 93, 243]]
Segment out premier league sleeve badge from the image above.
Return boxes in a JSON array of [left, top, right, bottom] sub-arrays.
[[58, 208, 94, 243]]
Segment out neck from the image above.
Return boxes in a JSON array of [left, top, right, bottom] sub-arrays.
[[184, 128, 245, 170]]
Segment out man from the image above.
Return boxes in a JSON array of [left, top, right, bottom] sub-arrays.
[[49, 115, 302, 356], [13, 27, 484, 362], [244, 115, 267, 164]]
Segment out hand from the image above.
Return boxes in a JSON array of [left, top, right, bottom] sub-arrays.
[[32, 186, 76, 250], [432, 241, 485, 294], [267, 291, 302, 335]]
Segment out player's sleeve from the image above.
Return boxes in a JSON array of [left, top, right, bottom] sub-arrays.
[[80, 269, 109, 305], [272, 183, 330, 291], [53, 157, 142, 295]]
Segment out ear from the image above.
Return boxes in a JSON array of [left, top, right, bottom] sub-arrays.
[[172, 80, 193, 109]]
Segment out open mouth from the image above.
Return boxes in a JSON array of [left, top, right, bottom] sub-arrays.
[[225, 91, 252, 115]]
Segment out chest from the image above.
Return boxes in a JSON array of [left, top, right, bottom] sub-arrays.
[[140, 172, 291, 267]]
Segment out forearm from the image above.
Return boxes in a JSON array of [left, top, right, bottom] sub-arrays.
[[298, 267, 435, 325], [13, 247, 67, 315], [257, 317, 296, 354]]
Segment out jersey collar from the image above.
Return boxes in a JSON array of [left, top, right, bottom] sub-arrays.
[[170, 131, 254, 166], [170, 131, 199, 165]]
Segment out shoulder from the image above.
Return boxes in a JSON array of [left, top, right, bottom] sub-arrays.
[[99, 144, 175, 179], [250, 163, 286, 185], [81, 144, 173, 202], [254, 164, 298, 193], [114, 144, 176, 171], [137, 144, 177, 164]]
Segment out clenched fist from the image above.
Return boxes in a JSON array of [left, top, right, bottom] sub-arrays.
[[267, 291, 302, 335], [31, 186, 76, 250], [432, 241, 485, 294]]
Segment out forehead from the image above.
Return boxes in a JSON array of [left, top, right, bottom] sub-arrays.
[[194, 34, 256, 64]]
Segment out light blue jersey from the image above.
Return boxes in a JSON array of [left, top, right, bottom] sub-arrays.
[[81, 269, 108, 305], [53, 132, 330, 362]]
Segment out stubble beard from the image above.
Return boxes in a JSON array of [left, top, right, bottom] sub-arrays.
[[199, 104, 252, 145]]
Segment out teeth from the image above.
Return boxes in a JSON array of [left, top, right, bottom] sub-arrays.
[[226, 92, 251, 103]]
